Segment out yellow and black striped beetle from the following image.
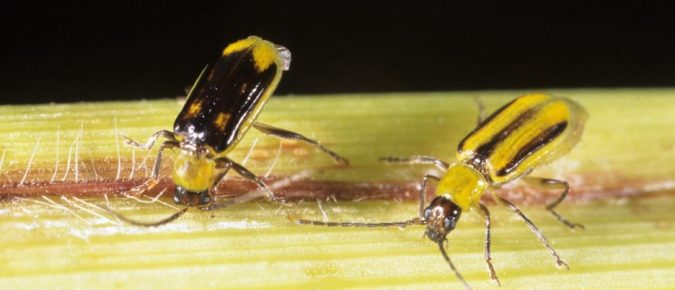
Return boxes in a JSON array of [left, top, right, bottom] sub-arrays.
[[119, 36, 348, 225], [299, 94, 587, 288]]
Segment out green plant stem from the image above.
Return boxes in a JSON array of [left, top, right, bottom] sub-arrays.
[[0, 89, 673, 289]]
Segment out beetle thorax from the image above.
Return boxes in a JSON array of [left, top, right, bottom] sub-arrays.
[[172, 149, 217, 193], [435, 163, 489, 211]]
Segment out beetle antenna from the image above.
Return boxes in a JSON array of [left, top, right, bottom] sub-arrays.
[[102, 205, 188, 227], [294, 216, 425, 228], [438, 240, 472, 290]]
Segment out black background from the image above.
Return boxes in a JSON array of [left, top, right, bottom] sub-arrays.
[[2, 1, 674, 104]]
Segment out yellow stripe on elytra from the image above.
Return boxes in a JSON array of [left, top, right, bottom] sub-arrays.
[[459, 94, 552, 154], [488, 99, 571, 183], [217, 37, 284, 154], [222, 36, 279, 73]]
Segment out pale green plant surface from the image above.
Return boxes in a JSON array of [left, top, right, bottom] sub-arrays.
[[0, 89, 673, 289]]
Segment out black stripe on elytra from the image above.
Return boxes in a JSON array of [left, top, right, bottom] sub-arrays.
[[496, 121, 568, 177], [174, 46, 278, 152], [457, 98, 515, 151], [470, 107, 537, 159]]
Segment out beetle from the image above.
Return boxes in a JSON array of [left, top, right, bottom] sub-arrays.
[[117, 36, 348, 226], [297, 93, 587, 289]]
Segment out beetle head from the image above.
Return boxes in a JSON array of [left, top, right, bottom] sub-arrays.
[[423, 196, 462, 243], [173, 186, 211, 206]]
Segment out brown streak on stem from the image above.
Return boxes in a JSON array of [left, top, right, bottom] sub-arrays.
[[0, 172, 672, 204]]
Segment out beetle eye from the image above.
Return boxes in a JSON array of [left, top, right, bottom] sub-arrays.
[[424, 208, 432, 220], [444, 216, 458, 231], [199, 190, 211, 205], [174, 187, 186, 204]]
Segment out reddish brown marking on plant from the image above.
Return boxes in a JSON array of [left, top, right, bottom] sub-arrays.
[[249, 149, 272, 161], [0, 171, 672, 204], [655, 220, 670, 230], [280, 139, 301, 148], [247, 141, 314, 162], [291, 148, 310, 158], [0, 179, 172, 198]]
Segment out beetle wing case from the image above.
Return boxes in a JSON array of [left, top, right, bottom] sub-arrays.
[[457, 94, 588, 184], [173, 36, 285, 153]]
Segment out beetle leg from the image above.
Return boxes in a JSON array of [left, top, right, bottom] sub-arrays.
[[214, 157, 282, 203], [125, 140, 180, 196], [102, 205, 188, 227], [207, 168, 317, 212], [253, 122, 349, 165], [496, 195, 569, 269], [523, 177, 584, 229], [379, 156, 450, 171], [150, 140, 180, 180], [293, 174, 436, 229], [202, 161, 234, 210], [211, 162, 232, 193], [476, 203, 500, 285], [294, 216, 424, 228], [437, 240, 471, 290], [123, 130, 177, 150], [419, 175, 441, 218]]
